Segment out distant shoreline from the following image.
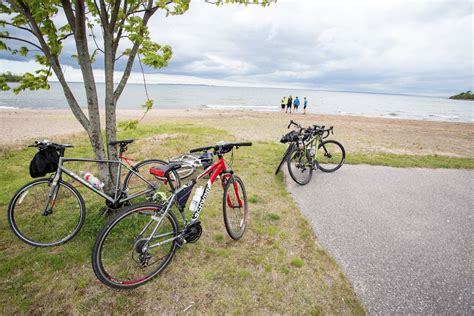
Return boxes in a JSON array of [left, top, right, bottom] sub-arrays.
[[3, 80, 456, 99]]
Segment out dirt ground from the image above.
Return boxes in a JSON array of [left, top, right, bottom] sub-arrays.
[[1, 108, 472, 157]]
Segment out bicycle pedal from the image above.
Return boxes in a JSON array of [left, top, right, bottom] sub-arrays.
[[176, 237, 187, 248]]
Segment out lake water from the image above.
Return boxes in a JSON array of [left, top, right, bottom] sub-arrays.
[[0, 82, 472, 122]]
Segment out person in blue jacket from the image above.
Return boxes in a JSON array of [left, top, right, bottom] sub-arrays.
[[293, 96, 300, 112]]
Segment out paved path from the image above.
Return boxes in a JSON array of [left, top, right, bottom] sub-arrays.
[[285, 165, 473, 314]]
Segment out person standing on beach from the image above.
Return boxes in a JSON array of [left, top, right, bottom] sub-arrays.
[[303, 97, 308, 114], [281, 96, 287, 112], [286, 95, 293, 113], [293, 96, 300, 112]]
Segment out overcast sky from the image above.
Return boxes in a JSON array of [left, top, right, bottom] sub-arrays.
[[0, 0, 473, 96]]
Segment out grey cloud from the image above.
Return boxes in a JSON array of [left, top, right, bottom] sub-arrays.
[[1, 0, 472, 95]]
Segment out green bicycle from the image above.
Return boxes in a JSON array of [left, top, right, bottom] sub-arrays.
[[286, 121, 345, 185]]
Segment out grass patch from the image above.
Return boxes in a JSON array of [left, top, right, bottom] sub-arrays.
[[347, 151, 474, 169], [248, 194, 259, 203], [265, 213, 280, 221], [0, 122, 364, 314], [290, 258, 304, 268]]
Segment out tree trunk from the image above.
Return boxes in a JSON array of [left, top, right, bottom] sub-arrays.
[[103, 30, 118, 186], [73, 0, 113, 194]]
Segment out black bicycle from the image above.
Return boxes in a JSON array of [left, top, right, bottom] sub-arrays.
[[277, 121, 345, 185], [7, 139, 179, 247]]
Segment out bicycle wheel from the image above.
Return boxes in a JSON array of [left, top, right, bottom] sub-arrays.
[[7, 178, 85, 247], [123, 159, 181, 204], [92, 203, 179, 289], [275, 143, 295, 175], [287, 146, 313, 185], [174, 162, 195, 180], [317, 140, 346, 172], [223, 176, 248, 240]]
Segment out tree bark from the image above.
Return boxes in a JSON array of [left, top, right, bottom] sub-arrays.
[[103, 27, 118, 184], [71, 0, 115, 193]]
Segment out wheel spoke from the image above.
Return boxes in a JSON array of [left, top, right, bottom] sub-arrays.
[[94, 205, 178, 288], [9, 180, 84, 246]]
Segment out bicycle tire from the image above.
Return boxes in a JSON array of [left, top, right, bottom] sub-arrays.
[[223, 175, 248, 240], [287, 146, 313, 185], [92, 203, 179, 289], [317, 140, 346, 173], [7, 178, 86, 247], [174, 162, 195, 180], [275, 143, 295, 175], [123, 159, 181, 203]]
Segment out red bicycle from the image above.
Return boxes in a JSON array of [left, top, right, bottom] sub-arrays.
[[91, 141, 252, 288]]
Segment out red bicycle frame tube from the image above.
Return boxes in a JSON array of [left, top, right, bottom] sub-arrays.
[[196, 156, 243, 209], [197, 156, 227, 184]]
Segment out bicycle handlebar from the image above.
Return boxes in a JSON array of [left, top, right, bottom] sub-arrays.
[[190, 142, 252, 154], [189, 146, 213, 153], [28, 140, 74, 149], [288, 120, 302, 129]]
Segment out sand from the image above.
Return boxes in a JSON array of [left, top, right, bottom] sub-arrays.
[[0, 108, 473, 157]]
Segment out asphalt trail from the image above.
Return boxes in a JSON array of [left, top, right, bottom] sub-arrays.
[[285, 165, 473, 314]]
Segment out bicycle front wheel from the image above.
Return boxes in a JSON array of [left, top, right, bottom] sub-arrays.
[[275, 143, 295, 175], [223, 175, 248, 240], [317, 140, 346, 172], [7, 178, 85, 247], [123, 159, 181, 204], [92, 203, 179, 289], [287, 147, 313, 185]]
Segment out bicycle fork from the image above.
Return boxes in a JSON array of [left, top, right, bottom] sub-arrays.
[[43, 173, 62, 216]]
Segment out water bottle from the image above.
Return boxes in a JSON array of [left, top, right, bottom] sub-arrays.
[[189, 186, 204, 212], [80, 171, 104, 191], [310, 146, 316, 157]]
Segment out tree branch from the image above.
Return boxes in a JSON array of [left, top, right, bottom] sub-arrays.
[[60, 0, 76, 33], [0, 35, 44, 51], [109, 0, 121, 31], [88, 23, 104, 53], [2, 21, 35, 35], [113, 0, 156, 101], [5, 0, 90, 130]]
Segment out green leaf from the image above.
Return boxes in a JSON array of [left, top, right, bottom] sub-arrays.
[[118, 119, 139, 131], [142, 99, 154, 111], [19, 47, 29, 56]]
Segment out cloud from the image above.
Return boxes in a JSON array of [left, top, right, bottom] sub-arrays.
[[0, 0, 472, 95]]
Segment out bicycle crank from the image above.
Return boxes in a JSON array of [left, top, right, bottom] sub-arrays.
[[183, 221, 202, 244]]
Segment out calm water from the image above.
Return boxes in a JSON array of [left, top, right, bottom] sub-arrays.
[[0, 82, 472, 122]]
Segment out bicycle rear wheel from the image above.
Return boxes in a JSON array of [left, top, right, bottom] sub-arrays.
[[287, 146, 313, 185], [7, 178, 85, 247], [92, 203, 178, 289], [223, 176, 248, 240], [317, 140, 345, 172], [123, 159, 180, 204]]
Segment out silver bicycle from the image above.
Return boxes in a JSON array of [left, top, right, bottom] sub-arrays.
[[168, 152, 213, 179], [7, 139, 179, 247]]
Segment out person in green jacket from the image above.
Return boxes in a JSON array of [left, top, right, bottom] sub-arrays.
[[280, 96, 287, 112]]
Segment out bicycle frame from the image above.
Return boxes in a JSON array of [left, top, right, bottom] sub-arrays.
[[144, 154, 242, 250], [300, 133, 323, 163], [48, 156, 156, 205]]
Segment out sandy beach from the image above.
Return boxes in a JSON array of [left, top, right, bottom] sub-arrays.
[[0, 108, 473, 157]]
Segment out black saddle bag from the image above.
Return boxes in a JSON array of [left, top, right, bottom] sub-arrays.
[[280, 130, 299, 143], [29, 147, 60, 178]]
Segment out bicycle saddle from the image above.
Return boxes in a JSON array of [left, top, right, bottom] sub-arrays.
[[149, 163, 182, 177], [108, 139, 134, 146]]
